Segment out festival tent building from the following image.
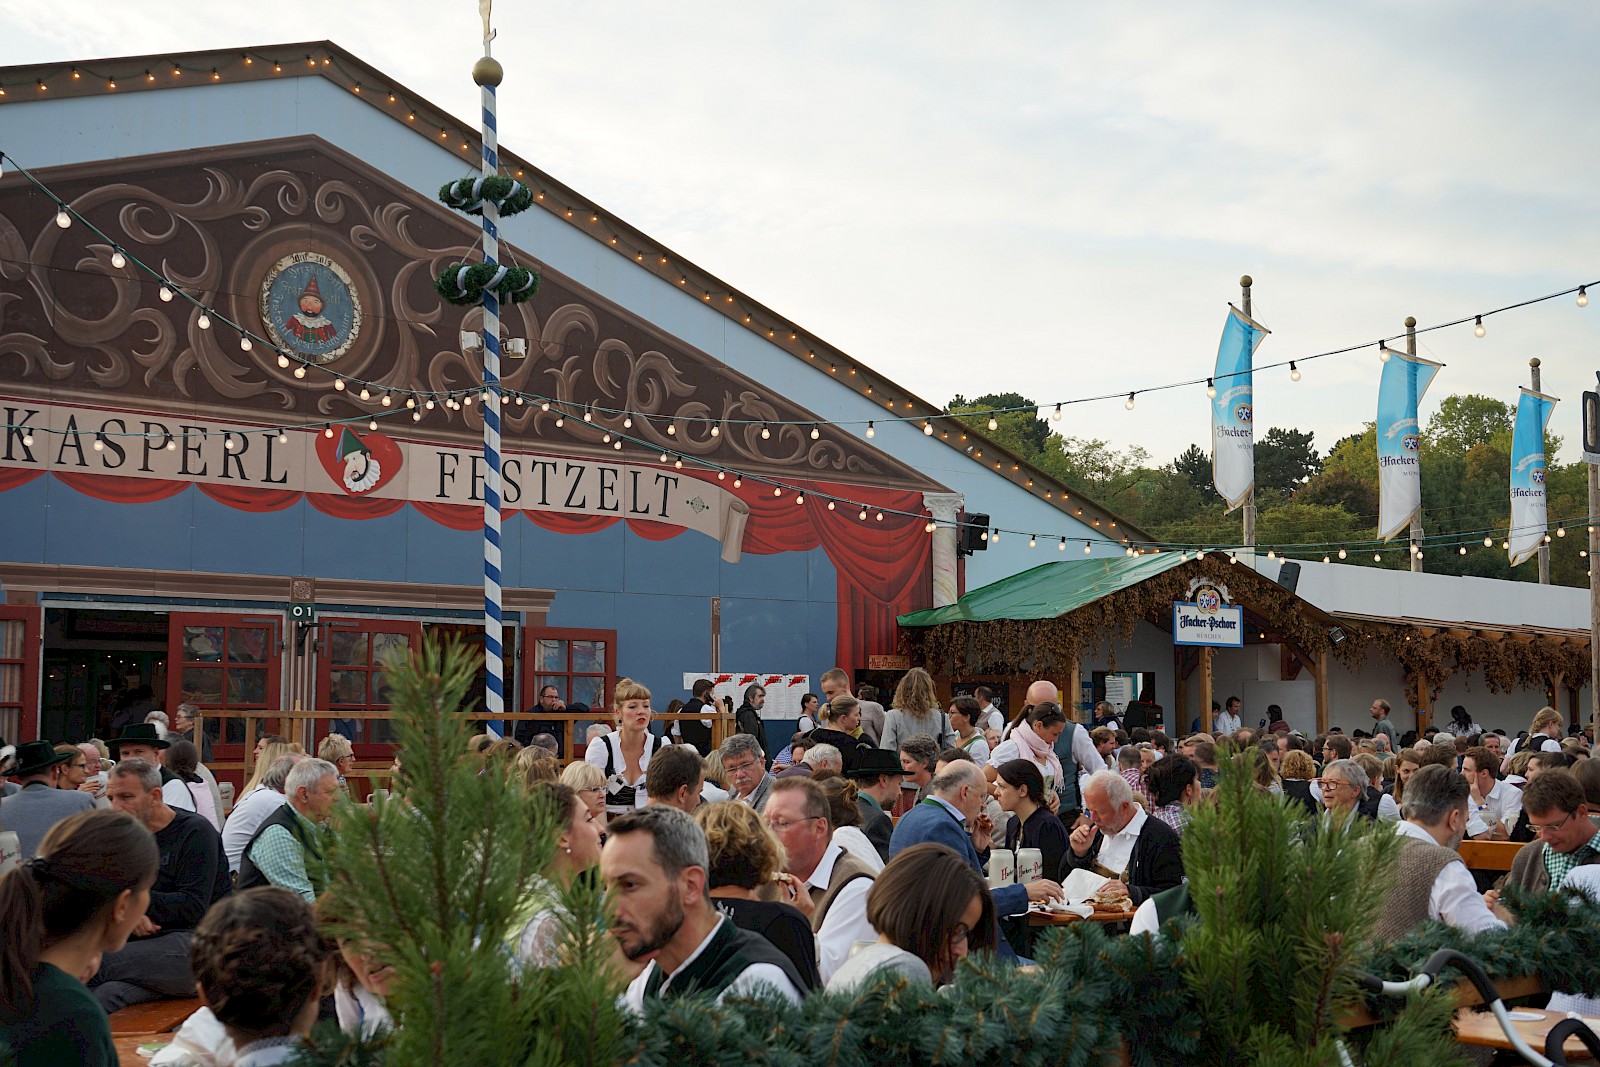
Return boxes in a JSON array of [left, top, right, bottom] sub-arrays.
[[0, 42, 1149, 773], [900, 552, 1592, 738]]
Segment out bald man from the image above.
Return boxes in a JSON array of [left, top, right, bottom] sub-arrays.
[[1025, 680, 1102, 817]]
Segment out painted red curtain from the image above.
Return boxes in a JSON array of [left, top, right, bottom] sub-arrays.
[[524, 511, 621, 535], [307, 494, 406, 521], [56, 471, 189, 504], [0, 469, 43, 492], [736, 480, 930, 676], [198, 484, 304, 512]]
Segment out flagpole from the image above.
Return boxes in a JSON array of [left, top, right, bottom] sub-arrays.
[[474, 25, 507, 731], [1406, 317, 1423, 573], [1532, 358, 1551, 585], [1240, 275, 1256, 553]]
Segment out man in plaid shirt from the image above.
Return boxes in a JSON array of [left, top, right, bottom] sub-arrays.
[[1486, 769, 1600, 917]]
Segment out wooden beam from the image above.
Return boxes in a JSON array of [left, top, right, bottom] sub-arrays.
[[1315, 649, 1330, 735], [1174, 646, 1187, 734], [1200, 648, 1214, 736], [1069, 657, 1083, 724], [1416, 669, 1432, 733]]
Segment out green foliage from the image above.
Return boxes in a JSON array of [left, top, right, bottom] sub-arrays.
[[1256, 427, 1320, 496], [314, 638, 627, 1067]]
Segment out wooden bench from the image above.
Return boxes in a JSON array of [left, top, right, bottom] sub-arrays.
[[1458, 840, 1524, 873], [108, 996, 200, 1035]]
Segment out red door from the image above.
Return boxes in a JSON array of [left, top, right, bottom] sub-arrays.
[[315, 617, 422, 759], [167, 612, 283, 771], [521, 627, 616, 755], [0, 605, 42, 743]]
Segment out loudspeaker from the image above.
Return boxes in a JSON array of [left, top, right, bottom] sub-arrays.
[[1276, 560, 1301, 595], [957, 512, 991, 556]]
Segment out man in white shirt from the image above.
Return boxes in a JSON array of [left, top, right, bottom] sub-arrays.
[[603, 805, 805, 1010], [1213, 696, 1243, 737], [1383, 765, 1507, 937], [1062, 770, 1184, 906], [764, 778, 875, 983], [974, 686, 1006, 735], [1462, 745, 1522, 840]]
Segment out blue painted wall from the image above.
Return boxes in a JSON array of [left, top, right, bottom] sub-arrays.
[[1, 476, 837, 707]]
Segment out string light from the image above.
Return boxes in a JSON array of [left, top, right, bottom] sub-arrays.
[[1474, 315, 1486, 338], [760, 423, 771, 440], [1378, 342, 1391, 363], [922, 422, 933, 436], [239, 335, 252, 352], [158, 286, 173, 302], [54, 207, 70, 229], [1205, 379, 1216, 398], [987, 416, 998, 431], [1124, 393, 1135, 410], [1580, 286, 1590, 308], [292, 365, 306, 379], [1289, 361, 1301, 382], [865, 421, 875, 438], [196, 312, 211, 330], [1083, 541, 1091, 554], [810, 424, 820, 440], [109, 248, 126, 269]]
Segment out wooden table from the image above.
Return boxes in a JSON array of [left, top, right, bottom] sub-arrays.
[[1453, 1006, 1597, 1061], [115, 1032, 174, 1066], [1027, 907, 1136, 926]]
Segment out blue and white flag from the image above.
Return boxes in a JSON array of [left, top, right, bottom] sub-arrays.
[[1375, 351, 1442, 541], [1509, 387, 1557, 567], [1211, 306, 1269, 511]]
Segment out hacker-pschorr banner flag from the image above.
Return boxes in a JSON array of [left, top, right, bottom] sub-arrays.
[[1375, 350, 1443, 541], [1211, 306, 1269, 511], [1509, 386, 1558, 567]]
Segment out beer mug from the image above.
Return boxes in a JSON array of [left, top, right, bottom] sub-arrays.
[[1016, 847, 1044, 885], [987, 848, 1015, 888]]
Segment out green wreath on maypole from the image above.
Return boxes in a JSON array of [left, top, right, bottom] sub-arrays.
[[434, 262, 540, 306], [438, 175, 535, 216]]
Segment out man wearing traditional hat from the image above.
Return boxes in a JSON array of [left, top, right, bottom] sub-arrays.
[[844, 747, 902, 862], [337, 427, 382, 495], [284, 274, 338, 344], [107, 722, 196, 813], [0, 740, 96, 858]]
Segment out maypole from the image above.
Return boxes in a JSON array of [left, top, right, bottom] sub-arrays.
[[435, 0, 539, 731]]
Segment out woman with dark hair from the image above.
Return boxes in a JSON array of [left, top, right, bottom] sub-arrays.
[[995, 759, 1070, 882], [509, 782, 605, 968], [695, 800, 820, 991], [985, 702, 1067, 799], [1144, 754, 1200, 836], [165, 738, 220, 830], [0, 808, 158, 1066], [807, 695, 875, 773], [826, 843, 996, 991], [797, 693, 820, 735], [190, 886, 327, 1064]]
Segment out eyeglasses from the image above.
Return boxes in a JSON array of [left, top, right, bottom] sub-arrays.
[[1316, 779, 1355, 792], [724, 759, 759, 774], [1528, 812, 1576, 836], [766, 816, 822, 833], [578, 786, 605, 796]]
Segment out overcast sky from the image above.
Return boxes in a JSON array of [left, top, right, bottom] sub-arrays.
[[4, 1, 1598, 464]]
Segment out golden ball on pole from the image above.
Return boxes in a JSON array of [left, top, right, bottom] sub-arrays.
[[473, 56, 504, 86]]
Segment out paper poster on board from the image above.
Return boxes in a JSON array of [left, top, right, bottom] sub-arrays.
[[681, 673, 811, 719]]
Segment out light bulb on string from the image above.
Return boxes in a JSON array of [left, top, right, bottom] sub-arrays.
[[1083, 541, 1092, 554], [1052, 404, 1062, 421], [333, 379, 345, 392], [92, 436, 104, 452], [875, 512, 884, 522], [858, 508, 868, 521], [323, 424, 333, 439], [1028, 536, 1036, 548], [1124, 393, 1136, 410], [196, 313, 211, 330], [1289, 362, 1301, 382], [760, 423, 771, 440], [276, 354, 289, 369], [554, 415, 564, 427], [22, 432, 33, 447], [1580, 286, 1590, 308], [381, 393, 392, 407], [923, 422, 933, 436], [1337, 548, 1347, 559], [673, 458, 683, 469], [987, 416, 998, 431], [1205, 379, 1216, 398], [925, 521, 936, 533], [1323, 555, 1330, 563], [368, 419, 378, 431], [540, 401, 550, 412], [223, 436, 235, 452], [709, 425, 720, 437], [159, 286, 173, 302], [110, 249, 126, 269], [425, 399, 435, 411], [1474, 315, 1486, 337], [1501, 540, 1510, 550], [277, 431, 287, 444], [412, 410, 422, 422], [1459, 545, 1467, 555], [827, 500, 835, 510], [795, 494, 805, 505], [733, 476, 742, 488], [613, 440, 622, 451], [359, 387, 370, 401], [165, 439, 176, 451], [54, 207, 70, 229], [405, 396, 416, 409], [810, 424, 820, 440], [865, 421, 875, 438], [1378, 342, 1390, 363], [239, 335, 252, 352], [292, 365, 306, 379], [1374, 553, 1382, 562], [1484, 536, 1493, 547], [1558, 526, 1567, 537], [623, 415, 633, 428]]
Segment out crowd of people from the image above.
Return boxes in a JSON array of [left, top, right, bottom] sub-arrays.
[[4, 671, 1598, 1064]]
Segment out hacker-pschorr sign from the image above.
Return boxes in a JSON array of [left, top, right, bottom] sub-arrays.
[[1172, 576, 1243, 647]]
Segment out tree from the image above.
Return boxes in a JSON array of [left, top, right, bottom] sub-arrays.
[[949, 392, 1052, 456], [1427, 393, 1513, 453], [1172, 444, 1213, 496], [1256, 427, 1320, 496]]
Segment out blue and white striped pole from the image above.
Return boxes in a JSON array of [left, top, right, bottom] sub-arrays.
[[472, 35, 506, 734]]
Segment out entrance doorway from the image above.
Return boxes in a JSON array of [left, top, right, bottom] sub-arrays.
[[41, 608, 169, 742]]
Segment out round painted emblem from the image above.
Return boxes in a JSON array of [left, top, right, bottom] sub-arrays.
[[259, 253, 362, 364], [1402, 434, 1420, 452], [1195, 586, 1221, 613], [1233, 403, 1253, 425], [1532, 467, 1546, 485]]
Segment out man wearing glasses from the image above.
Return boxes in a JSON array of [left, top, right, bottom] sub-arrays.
[[1489, 769, 1600, 912], [764, 777, 875, 983]]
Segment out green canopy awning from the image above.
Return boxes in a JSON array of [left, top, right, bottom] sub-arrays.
[[898, 553, 1191, 627]]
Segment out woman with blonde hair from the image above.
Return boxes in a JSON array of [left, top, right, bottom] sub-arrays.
[[583, 679, 668, 816], [811, 772, 885, 873], [1279, 748, 1318, 816], [517, 746, 561, 786], [1509, 707, 1565, 768], [241, 740, 297, 797], [1391, 748, 1422, 806], [879, 668, 954, 751], [558, 760, 607, 823], [694, 800, 819, 991], [317, 733, 356, 795]]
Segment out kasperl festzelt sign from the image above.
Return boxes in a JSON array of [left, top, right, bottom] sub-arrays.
[[1172, 593, 1243, 647]]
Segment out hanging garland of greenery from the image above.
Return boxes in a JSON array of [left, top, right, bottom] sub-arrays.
[[434, 263, 540, 306], [1342, 625, 1590, 709], [904, 555, 1359, 677], [437, 175, 535, 217]]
